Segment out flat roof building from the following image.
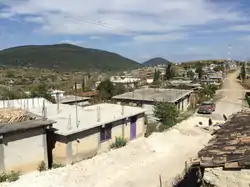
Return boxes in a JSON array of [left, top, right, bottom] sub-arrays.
[[113, 88, 192, 103], [56, 95, 91, 107], [23, 102, 146, 165], [0, 98, 146, 168], [0, 108, 55, 173], [113, 88, 192, 122]]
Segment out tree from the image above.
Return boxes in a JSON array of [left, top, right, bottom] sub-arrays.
[[240, 63, 246, 81], [113, 84, 127, 96], [195, 62, 203, 79], [183, 65, 189, 70], [153, 102, 179, 129], [97, 79, 115, 101], [198, 84, 218, 102], [0, 87, 26, 100], [187, 70, 195, 80], [213, 65, 224, 72], [165, 63, 174, 80], [153, 70, 160, 82], [30, 83, 55, 103]]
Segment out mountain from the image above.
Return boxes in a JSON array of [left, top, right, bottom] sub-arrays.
[[0, 44, 142, 71], [143, 57, 171, 66]]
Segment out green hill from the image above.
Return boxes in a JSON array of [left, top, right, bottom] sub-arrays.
[[143, 57, 171, 66], [0, 44, 142, 71]]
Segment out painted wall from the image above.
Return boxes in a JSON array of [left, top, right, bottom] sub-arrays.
[[2, 128, 47, 173], [52, 141, 68, 164], [71, 128, 100, 163], [53, 113, 145, 165]]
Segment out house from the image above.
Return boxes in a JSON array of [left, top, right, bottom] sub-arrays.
[[110, 76, 141, 88], [112, 88, 192, 122], [76, 91, 99, 98], [146, 78, 154, 84], [56, 95, 91, 107], [50, 90, 65, 99], [26, 103, 146, 165], [0, 98, 145, 168], [0, 108, 55, 173]]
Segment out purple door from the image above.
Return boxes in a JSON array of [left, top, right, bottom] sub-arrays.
[[130, 116, 137, 140]]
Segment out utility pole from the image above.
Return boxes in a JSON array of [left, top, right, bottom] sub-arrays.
[[225, 44, 231, 76], [74, 75, 79, 128]]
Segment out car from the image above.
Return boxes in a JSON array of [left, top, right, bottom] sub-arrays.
[[197, 101, 216, 114]]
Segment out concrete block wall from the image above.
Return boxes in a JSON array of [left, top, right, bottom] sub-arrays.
[[53, 113, 145, 165], [1, 128, 48, 173], [52, 141, 68, 164], [71, 130, 100, 162]]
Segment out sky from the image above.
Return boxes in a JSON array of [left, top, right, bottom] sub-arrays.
[[1, 0, 250, 62]]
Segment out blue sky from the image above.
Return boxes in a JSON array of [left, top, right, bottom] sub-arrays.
[[1, 0, 250, 62]]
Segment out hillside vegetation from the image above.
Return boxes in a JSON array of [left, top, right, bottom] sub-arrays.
[[0, 44, 142, 71], [143, 57, 171, 66]]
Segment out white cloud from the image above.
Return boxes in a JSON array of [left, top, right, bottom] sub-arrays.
[[133, 33, 188, 42], [0, 0, 246, 35], [229, 24, 250, 31]]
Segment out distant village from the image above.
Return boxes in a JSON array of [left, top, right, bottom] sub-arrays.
[[0, 60, 239, 176]]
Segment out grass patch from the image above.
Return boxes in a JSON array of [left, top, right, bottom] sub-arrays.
[[0, 171, 20, 183], [110, 137, 127, 149], [52, 163, 64, 169], [145, 123, 158, 137], [37, 161, 47, 172]]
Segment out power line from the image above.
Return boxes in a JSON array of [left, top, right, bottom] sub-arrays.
[[62, 13, 127, 34]]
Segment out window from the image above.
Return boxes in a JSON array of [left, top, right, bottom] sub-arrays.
[[100, 124, 112, 142]]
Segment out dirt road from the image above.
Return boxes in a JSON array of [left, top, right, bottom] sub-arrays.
[[2, 71, 245, 187], [196, 70, 246, 120]]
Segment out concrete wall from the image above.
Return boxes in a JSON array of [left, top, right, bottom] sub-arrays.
[[1, 128, 47, 173], [53, 113, 145, 165], [177, 95, 190, 112]]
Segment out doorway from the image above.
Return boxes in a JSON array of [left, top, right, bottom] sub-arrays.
[[130, 115, 137, 140]]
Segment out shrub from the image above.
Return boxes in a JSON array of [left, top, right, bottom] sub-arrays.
[[158, 124, 167, 132], [0, 171, 20, 183], [37, 161, 47, 172], [110, 137, 127, 149], [145, 123, 158, 137], [153, 102, 179, 128], [52, 163, 64, 169]]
